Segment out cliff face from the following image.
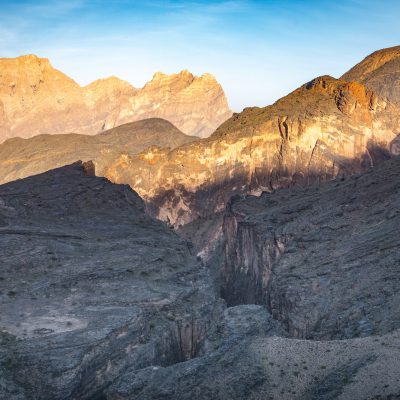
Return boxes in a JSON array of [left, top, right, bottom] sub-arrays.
[[341, 45, 400, 106], [2, 161, 400, 400], [0, 55, 232, 141], [107, 76, 400, 226], [221, 155, 400, 340]]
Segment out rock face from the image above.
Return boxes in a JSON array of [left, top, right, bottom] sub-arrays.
[[108, 75, 400, 226], [0, 118, 196, 184], [342, 45, 400, 106], [0, 161, 221, 399], [0, 55, 232, 141], [222, 156, 400, 340]]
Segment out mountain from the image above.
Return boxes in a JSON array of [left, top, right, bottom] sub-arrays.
[[0, 118, 197, 184], [0, 55, 232, 141], [341, 45, 400, 106], [2, 49, 400, 229], [2, 159, 400, 399], [108, 75, 400, 226]]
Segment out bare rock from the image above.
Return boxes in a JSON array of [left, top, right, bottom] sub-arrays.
[[0, 55, 232, 141]]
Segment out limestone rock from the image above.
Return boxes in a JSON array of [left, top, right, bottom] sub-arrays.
[[222, 156, 400, 340], [0, 55, 232, 141]]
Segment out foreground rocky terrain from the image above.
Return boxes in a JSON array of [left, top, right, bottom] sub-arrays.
[[1, 156, 400, 399], [0, 55, 232, 141], [0, 118, 196, 184]]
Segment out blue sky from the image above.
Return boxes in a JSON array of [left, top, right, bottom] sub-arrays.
[[0, 0, 399, 111]]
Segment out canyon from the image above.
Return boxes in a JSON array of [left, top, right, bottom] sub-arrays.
[[1, 157, 400, 399], [1, 46, 400, 399], [0, 55, 232, 141]]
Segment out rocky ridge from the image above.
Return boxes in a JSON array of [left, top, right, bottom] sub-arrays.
[[342, 45, 400, 106], [0, 55, 232, 141], [107, 75, 400, 226], [0, 161, 222, 399]]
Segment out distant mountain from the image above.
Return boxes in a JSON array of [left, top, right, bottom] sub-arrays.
[[342, 45, 400, 106], [0, 54, 232, 141], [0, 118, 196, 184]]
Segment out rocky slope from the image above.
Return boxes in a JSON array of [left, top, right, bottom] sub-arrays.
[[0, 118, 196, 184], [0, 55, 232, 141], [108, 75, 400, 226], [2, 159, 400, 399], [0, 161, 222, 399], [342, 45, 400, 106]]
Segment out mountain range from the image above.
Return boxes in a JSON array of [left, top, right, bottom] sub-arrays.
[[1, 45, 400, 400], [0, 54, 232, 141], [1, 46, 400, 227]]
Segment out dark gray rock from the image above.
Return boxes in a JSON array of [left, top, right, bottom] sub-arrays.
[[0, 161, 221, 399], [222, 156, 400, 340]]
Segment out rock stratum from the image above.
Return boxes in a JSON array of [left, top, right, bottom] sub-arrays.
[[0, 54, 232, 141], [342, 45, 400, 106], [1, 158, 400, 399]]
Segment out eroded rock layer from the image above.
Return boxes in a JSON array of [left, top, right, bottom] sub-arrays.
[[1, 160, 400, 399], [0, 55, 232, 141]]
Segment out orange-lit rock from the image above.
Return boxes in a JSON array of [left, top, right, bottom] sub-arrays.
[[0, 55, 232, 141]]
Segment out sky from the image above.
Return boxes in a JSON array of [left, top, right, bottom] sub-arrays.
[[0, 0, 399, 111]]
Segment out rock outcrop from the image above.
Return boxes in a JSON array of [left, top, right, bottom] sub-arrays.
[[0, 55, 232, 141], [1, 74, 399, 227], [342, 45, 400, 106], [0, 118, 196, 184]]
